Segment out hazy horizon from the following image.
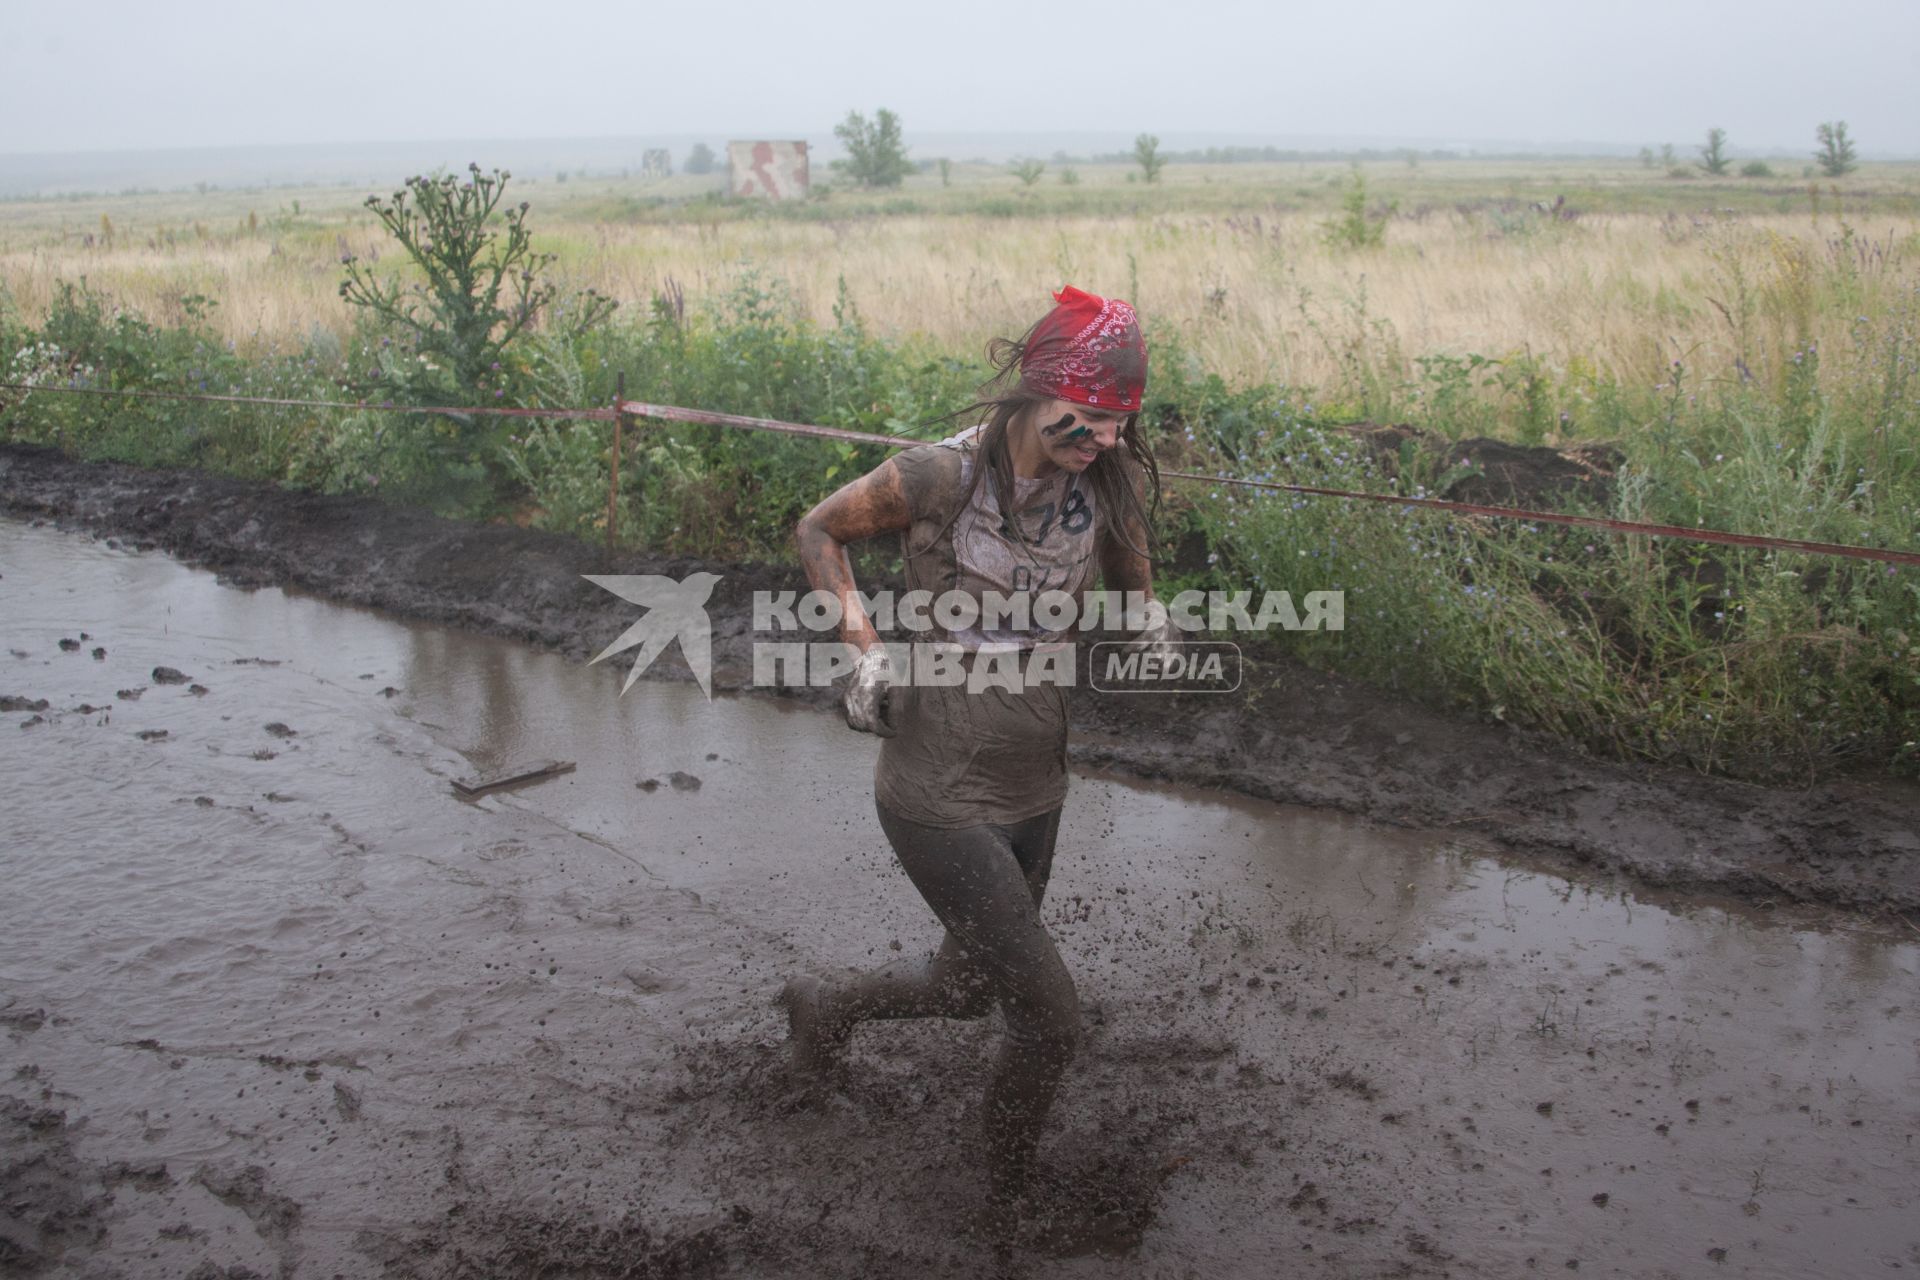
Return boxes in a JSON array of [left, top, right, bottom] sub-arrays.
[[4, 0, 1916, 163], [7, 127, 1898, 202]]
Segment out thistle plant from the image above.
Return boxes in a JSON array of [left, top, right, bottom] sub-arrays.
[[338, 164, 614, 401]]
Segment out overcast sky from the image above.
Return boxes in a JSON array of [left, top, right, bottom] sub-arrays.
[[5, 0, 1916, 156]]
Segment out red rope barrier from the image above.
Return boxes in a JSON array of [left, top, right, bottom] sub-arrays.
[[3, 381, 1913, 567], [1163, 473, 1920, 568], [614, 401, 1919, 568]]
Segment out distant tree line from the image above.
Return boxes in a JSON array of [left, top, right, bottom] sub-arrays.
[[1640, 121, 1862, 181], [1088, 145, 1467, 166]]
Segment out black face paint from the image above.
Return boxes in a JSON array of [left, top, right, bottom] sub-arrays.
[[1040, 412, 1092, 444]]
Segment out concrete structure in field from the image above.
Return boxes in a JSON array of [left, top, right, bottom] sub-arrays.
[[728, 140, 809, 199]]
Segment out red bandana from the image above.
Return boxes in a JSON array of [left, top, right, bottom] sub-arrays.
[[1018, 285, 1148, 411]]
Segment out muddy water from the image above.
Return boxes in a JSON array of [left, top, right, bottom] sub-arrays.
[[2, 517, 1917, 1280]]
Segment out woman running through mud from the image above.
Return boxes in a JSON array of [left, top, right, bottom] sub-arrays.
[[781, 285, 1169, 1230]]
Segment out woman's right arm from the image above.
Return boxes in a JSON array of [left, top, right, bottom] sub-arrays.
[[795, 456, 911, 653]]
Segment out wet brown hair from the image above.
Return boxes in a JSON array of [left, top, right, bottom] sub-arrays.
[[932, 329, 1161, 562]]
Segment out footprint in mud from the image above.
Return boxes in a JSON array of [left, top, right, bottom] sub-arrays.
[[151, 666, 190, 685], [263, 722, 297, 738], [58, 638, 80, 653], [1, 695, 50, 712], [0, 1004, 48, 1031], [192, 1163, 302, 1272]]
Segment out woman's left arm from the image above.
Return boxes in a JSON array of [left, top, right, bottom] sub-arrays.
[[1099, 511, 1154, 599], [1099, 505, 1179, 644]]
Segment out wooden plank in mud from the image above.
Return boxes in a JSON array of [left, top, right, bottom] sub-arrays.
[[451, 759, 576, 797]]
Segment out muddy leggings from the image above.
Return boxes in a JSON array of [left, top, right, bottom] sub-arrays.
[[841, 803, 1080, 1197]]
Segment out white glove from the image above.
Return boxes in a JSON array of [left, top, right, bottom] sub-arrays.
[[1124, 599, 1182, 660], [843, 645, 898, 737]]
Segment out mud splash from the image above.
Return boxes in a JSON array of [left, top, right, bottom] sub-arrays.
[[4, 518, 1919, 1277]]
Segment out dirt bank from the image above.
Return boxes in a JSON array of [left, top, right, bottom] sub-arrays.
[[3, 441, 1916, 917]]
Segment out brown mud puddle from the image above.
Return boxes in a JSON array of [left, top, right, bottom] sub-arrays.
[[3, 518, 1919, 1279], [5, 441, 1918, 920]]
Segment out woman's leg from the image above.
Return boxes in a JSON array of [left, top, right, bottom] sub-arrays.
[[810, 806, 1064, 1028], [781, 805, 1078, 1197], [875, 806, 1080, 1200]]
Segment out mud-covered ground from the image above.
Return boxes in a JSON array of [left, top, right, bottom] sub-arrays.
[[3, 441, 1916, 918], [3, 504, 1918, 1279]]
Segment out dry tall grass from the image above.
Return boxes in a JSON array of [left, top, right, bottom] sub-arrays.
[[5, 162, 1916, 404]]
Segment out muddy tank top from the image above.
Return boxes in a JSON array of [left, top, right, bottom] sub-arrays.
[[872, 428, 1101, 829]]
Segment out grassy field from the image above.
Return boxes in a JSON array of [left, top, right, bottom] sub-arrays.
[[4, 156, 1918, 405], [3, 155, 1916, 782]]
